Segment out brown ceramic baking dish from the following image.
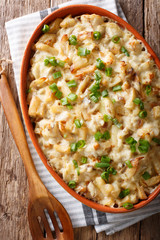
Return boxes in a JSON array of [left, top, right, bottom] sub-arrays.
[[20, 4, 160, 213]]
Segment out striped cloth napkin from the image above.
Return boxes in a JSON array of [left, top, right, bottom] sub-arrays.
[[5, 0, 160, 236]]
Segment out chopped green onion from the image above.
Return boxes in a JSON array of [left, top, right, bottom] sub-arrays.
[[109, 167, 117, 175], [103, 114, 113, 122], [96, 58, 105, 70], [55, 90, 62, 99], [67, 104, 73, 110], [44, 58, 50, 66], [101, 171, 109, 182], [77, 140, 86, 149], [49, 83, 58, 93], [133, 98, 141, 105], [139, 110, 147, 119], [139, 102, 144, 110], [111, 35, 120, 43], [77, 47, 90, 56], [102, 131, 111, 140], [53, 71, 62, 79], [81, 157, 87, 164], [105, 67, 112, 77], [152, 137, 160, 145], [112, 118, 122, 128], [130, 144, 136, 153], [90, 82, 100, 93], [123, 202, 133, 210], [77, 167, 80, 176], [119, 189, 130, 199], [70, 143, 78, 152], [63, 134, 67, 138], [69, 35, 77, 45], [67, 80, 77, 88], [89, 92, 101, 103], [133, 98, 144, 110], [74, 119, 82, 128], [142, 171, 151, 180], [94, 70, 102, 81], [93, 31, 102, 40], [113, 85, 122, 92], [68, 93, 77, 101], [121, 46, 130, 56], [112, 98, 116, 103], [101, 156, 111, 163], [102, 90, 109, 97], [49, 57, 57, 66], [68, 180, 76, 189], [125, 160, 133, 168], [146, 85, 152, 96], [94, 131, 103, 141], [56, 59, 65, 67], [138, 139, 150, 153], [61, 97, 68, 106], [27, 88, 31, 93], [73, 160, 78, 168], [125, 137, 137, 145], [95, 162, 110, 168], [42, 24, 50, 33]]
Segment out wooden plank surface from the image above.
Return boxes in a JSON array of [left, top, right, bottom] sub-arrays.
[[0, 0, 160, 239]]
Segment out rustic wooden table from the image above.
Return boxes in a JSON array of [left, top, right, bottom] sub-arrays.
[[0, 0, 160, 239]]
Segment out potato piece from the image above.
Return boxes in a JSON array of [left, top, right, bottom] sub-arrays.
[[35, 42, 58, 55], [60, 15, 76, 28], [136, 184, 147, 199], [106, 22, 123, 38], [49, 18, 62, 33], [125, 87, 136, 109], [153, 106, 160, 119], [54, 144, 70, 153], [100, 97, 115, 116], [76, 76, 90, 95], [28, 96, 45, 118], [143, 175, 160, 187], [38, 33, 56, 46]]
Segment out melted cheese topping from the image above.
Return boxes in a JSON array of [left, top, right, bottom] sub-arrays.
[[27, 14, 160, 208]]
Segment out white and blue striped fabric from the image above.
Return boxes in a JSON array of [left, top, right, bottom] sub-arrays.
[[5, 0, 160, 235]]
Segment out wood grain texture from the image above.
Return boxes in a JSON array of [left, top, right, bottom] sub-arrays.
[[0, 0, 160, 239]]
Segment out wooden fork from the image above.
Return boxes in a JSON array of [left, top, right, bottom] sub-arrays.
[[0, 67, 74, 240]]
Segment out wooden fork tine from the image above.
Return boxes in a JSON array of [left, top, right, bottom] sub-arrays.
[[47, 208, 62, 239], [40, 210, 54, 239], [28, 212, 45, 240]]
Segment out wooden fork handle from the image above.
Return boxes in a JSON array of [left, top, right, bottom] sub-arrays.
[[0, 69, 42, 186]]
